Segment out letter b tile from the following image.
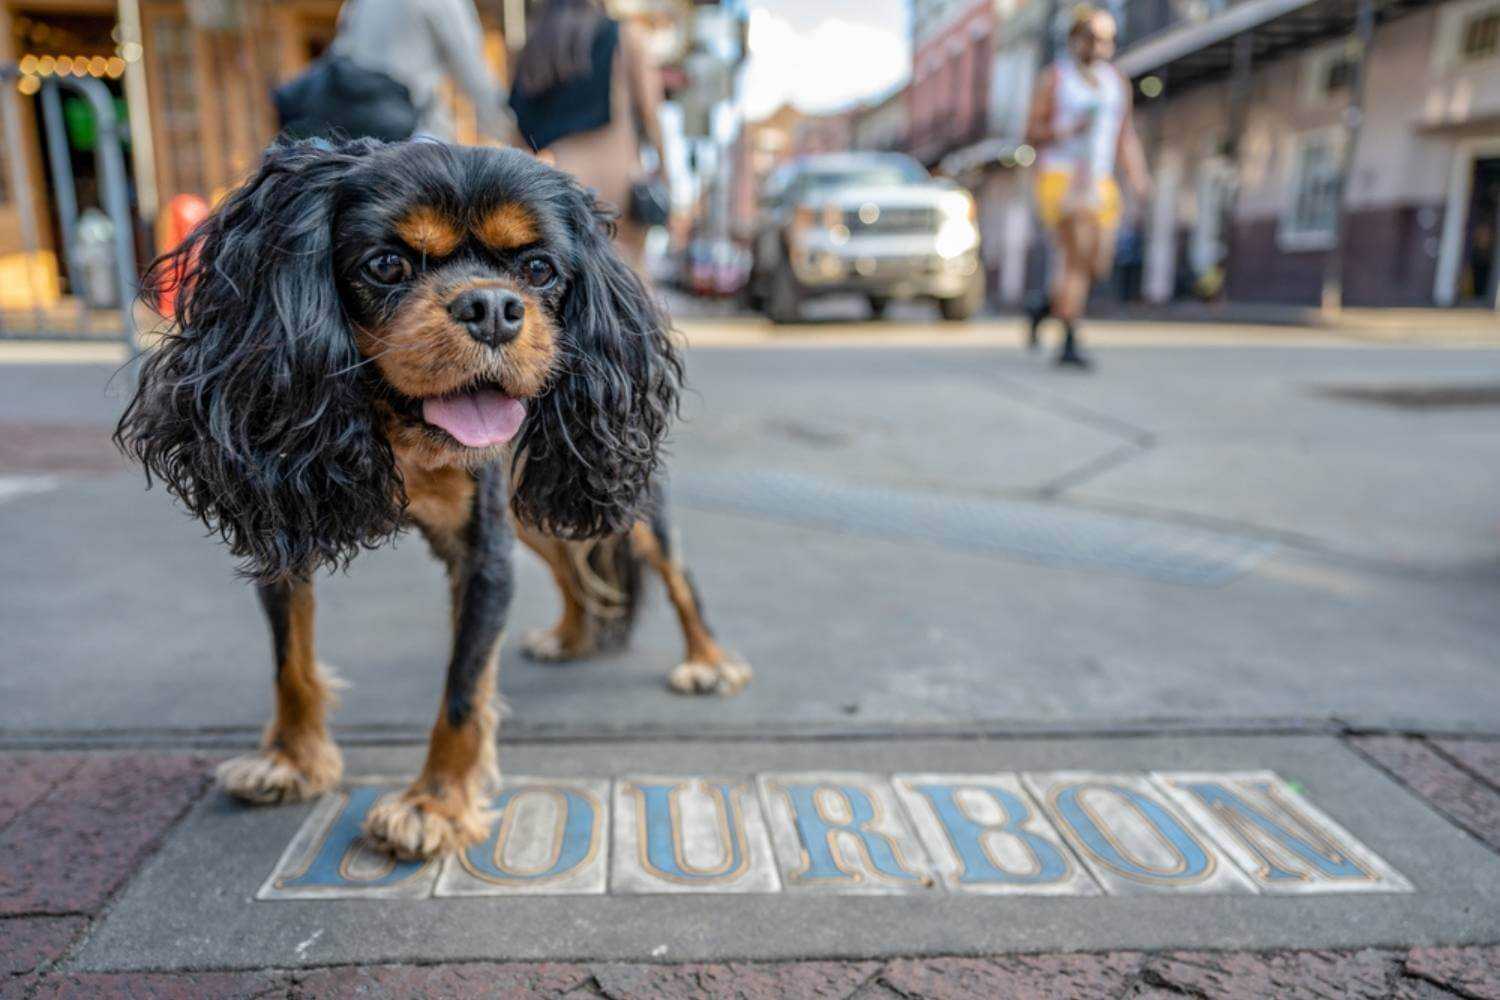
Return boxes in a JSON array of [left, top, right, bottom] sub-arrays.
[[257, 782, 440, 900], [893, 773, 1100, 895]]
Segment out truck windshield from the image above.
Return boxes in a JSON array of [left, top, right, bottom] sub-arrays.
[[797, 162, 928, 194]]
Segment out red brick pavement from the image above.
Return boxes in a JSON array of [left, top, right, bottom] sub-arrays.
[[0, 747, 1498, 998], [0, 754, 211, 916], [1351, 735, 1500, 854]]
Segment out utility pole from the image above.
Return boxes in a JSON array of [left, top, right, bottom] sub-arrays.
[[1321, 0, 1376, 314], [1215, 31, 1252, 299]]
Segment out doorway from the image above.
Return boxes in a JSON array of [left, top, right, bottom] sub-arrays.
[[1458, 157, 1499, 306]]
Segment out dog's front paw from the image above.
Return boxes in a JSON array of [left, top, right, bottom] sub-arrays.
[[216, 740, 342, 805], [667, 657, 753, 696], [521, 626, 595, 663], [362, 787, 492, 860]]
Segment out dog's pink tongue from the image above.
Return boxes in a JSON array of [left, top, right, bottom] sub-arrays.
[[421, 388, 526, 447]]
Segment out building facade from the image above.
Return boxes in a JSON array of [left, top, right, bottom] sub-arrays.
[[1122, 0, 1500, 309], [0, 0, 513, 313], [908, 0, 998, 167]]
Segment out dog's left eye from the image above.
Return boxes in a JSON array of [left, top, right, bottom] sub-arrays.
[[523, 258, 556, 288], [364, 253, 413, 286]]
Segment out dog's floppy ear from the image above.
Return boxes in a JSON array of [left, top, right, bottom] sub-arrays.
[[510, 186, 682, 538], [116, 138, 402, 583]]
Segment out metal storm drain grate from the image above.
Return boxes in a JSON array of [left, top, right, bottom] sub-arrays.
[[1315, 382, 1500, 409], [672, 471, 1274, 586]]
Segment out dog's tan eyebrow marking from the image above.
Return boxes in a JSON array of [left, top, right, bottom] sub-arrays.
[[395, 206, 464, 258], [475, 203, 540, 251]]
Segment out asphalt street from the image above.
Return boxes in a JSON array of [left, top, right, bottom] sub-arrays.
[[4, 317, 1500, 984], [1, 320, 1499, 741]]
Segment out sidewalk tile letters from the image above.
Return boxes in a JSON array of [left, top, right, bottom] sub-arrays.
[[257, 770, 1410, 900]]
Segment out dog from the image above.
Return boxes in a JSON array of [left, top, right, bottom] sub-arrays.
[[116, 138, 749, 859]]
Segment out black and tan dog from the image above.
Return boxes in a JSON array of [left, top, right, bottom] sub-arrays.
[[116, 138, 749, 859]]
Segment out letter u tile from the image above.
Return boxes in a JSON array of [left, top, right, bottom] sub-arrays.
[[611, 776, 782, 893]]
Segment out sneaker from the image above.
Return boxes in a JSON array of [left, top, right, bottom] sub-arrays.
[[1024, 296, 1048, 350], [1055, 349, 1093, 370]]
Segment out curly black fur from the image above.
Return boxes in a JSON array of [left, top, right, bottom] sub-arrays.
[[116, 140, 403, 583], [115, 137, 681, 582], [510, 185, 682, 539]]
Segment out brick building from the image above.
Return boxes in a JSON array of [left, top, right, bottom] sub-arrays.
[[908, 0, 998, 167]]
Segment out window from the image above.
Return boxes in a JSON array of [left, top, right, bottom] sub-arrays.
[[1301, 45, 1357, 105], [1462, 9, 1500, 60], [1435, 1, 1500, 72], [1280, 132, 1344, 250], [1323, 56, 1355, 93]]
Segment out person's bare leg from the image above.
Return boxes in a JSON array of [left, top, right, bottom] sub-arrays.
[[1054, 212, 1100, 368]]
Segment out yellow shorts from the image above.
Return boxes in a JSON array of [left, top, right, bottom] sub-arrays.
[[1035, 169, 1121, 230]]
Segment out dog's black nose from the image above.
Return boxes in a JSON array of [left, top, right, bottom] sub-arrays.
[[448, 288, 525, 346]]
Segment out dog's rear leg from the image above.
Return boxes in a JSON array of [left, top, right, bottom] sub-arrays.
[[217, 578, 343, 804], [630, 516, 751, 696], [516, 526, 598, 662]]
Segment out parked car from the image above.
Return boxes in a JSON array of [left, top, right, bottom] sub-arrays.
[[745, 153, 985, 323], [682, 237, 751, 298]]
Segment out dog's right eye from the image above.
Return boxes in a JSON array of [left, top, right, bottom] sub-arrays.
[[364, 253, 413, 286]]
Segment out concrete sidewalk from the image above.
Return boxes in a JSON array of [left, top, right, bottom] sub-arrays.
[[2, 733, 1499, 996], [3, 325, 1499, 995]]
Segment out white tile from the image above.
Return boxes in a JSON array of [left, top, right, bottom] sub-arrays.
[[1023, 771, 1258, 896], [758, 772, 937, 894], [435, 776, 609, 896], [893, 773, 1100, 895], [1151, 771, 1413, 894], [257, 781, 440, 900], [610, 776, 781, 893]]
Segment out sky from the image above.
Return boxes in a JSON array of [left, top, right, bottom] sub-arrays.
[[741, 0, 911, 121]]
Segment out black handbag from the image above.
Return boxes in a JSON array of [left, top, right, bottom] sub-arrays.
[[629, 178, 671, 227], [273, 56, 420, 143]]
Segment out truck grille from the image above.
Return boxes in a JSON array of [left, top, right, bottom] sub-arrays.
[[843, 206, 939, 234]]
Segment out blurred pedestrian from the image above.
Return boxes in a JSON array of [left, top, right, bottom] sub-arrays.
[[507, 0, 671, 269], [276, 0, 510, 143], [1024, 4, 1150, 369]]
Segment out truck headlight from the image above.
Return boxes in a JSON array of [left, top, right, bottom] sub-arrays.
[[935, 192, 979, 259], [935, 219, 979, 259]]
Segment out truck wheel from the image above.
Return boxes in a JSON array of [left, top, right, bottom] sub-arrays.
[[867, 295, 889, 320], [939, 274, 985, 322], [767, 262, 802, 324]]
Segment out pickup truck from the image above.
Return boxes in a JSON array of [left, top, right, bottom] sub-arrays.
[[746, 152, 985, 323]]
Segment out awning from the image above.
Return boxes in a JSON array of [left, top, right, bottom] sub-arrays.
[[1118, 0, 1435, 88]]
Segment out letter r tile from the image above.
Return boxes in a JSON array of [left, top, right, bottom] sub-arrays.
[[758, 773, 937, 893], [434, 777, 609, 896], [1024, 772, 1258, 896], [257, 780, 440, 900], [1151, 771, 1412, 894], [611, 776, 781, 893], [893, 773, 1100, 895]]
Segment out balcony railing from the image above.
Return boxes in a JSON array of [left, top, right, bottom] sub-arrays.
[[1117, 0, 1235, 53]]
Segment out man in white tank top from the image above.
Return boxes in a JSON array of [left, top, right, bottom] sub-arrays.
[[1024, 5, 1150, 368]]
